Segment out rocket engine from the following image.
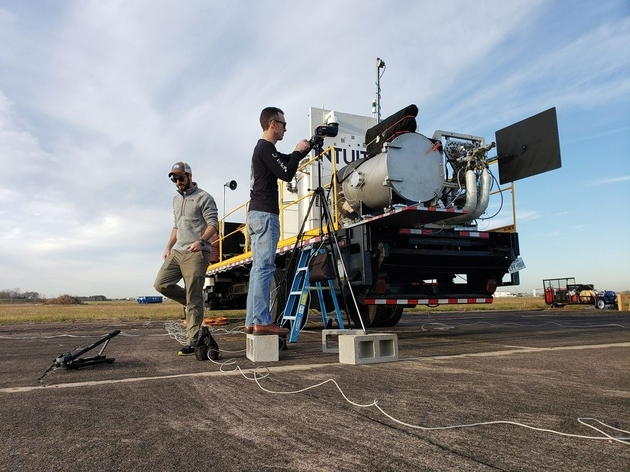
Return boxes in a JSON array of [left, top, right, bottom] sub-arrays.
[[336, 105, 495, 227]]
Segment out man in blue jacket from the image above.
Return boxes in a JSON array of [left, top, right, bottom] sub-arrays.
[[154, 162, 218, 355]]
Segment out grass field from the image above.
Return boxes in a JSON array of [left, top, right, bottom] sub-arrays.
[[0, 297, 598, 325]]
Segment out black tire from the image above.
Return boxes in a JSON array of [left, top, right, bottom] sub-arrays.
[[273, 266, 309, 331], [271, 268, 288, 321], [345, 299, 378, 329], [373, 306, 404, 327]]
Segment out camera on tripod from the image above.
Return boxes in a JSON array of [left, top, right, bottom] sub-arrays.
[[309, 123, 339, 149]]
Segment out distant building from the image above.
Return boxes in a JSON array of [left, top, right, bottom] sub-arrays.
[[494, 291, 517, 298]]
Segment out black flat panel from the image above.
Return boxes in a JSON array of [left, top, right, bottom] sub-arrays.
[[496, 107, 561, 184]]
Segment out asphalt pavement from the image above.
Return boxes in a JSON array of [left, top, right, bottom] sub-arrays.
[[0, 309, 629, 471]]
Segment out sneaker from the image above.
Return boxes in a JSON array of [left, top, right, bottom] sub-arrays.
[[178, 345, 195, 356]]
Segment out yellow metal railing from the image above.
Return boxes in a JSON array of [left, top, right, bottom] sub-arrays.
[[209, 146, 337, 272], [278, 147, 340, 237], [217, 200, 250, 260], [487, 158, 517, 233]]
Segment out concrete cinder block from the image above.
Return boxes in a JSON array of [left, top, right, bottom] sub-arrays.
[[338, 333, 398, 365], [321, 329, 364, 353], [246, 334, 279, 362]]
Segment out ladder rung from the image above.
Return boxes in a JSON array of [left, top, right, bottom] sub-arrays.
[[281, 246, 345, 344]]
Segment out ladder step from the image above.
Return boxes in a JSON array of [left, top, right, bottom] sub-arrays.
[[280, 246, 344, 344], [290, 286, 333, 295]]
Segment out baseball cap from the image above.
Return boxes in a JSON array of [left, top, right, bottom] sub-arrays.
[[168, 161, 192, 178]]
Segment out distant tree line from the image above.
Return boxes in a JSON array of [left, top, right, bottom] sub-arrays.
[[0, 289, 109, 303], [78, 295, 109, 302], [0, 288, 42, 301]]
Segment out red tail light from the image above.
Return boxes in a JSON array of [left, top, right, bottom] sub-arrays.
[[486, 279, 498, 294], [375, 278, 387, 294]]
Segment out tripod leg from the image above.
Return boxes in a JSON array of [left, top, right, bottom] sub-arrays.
[[316, 188, 367, 334], [274, 190, 321, 325]]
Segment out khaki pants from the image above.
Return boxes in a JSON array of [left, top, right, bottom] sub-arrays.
[[154, 250, 210, 346]]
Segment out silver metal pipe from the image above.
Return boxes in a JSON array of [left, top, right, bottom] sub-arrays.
[[467, 167, 491, 220], [439, 169, 479, 225]]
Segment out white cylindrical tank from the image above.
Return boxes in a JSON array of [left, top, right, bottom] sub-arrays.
[[340, 132, 443, 212]]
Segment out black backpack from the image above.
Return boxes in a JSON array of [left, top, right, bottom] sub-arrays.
[[194, 326, 220, 361]]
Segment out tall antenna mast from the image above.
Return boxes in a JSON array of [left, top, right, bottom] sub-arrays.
[[374, 57, 386, 123]]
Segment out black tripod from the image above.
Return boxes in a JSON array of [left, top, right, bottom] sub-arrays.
[[275, 139, 367, 334], [37, 330, 121, 383]]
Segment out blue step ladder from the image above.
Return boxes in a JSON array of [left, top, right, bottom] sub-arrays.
[[280, 247, 345, 343]]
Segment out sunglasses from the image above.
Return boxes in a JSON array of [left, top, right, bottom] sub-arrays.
[[170, 174, 188, 183], [273, 119, 287, 129]]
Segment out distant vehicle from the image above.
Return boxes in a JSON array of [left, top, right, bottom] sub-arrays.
[[136, 296, 163, 304], [543, 277, 617, 309]]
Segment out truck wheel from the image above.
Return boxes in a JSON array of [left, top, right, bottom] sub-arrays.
[[271, 269, 288, 321], [345, 300, 378, 328], [596, 299, 606, 310], [373, 306, 404, 327], [272, 267, 308, 330]]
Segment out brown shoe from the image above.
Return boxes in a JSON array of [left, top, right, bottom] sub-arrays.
[[244, 326, 254, 334], [253, 323, 289, 336]]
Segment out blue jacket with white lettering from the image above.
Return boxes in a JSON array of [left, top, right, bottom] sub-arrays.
[[249, 138, 309, 214]]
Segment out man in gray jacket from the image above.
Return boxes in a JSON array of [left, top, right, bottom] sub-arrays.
[[154, 162, 218, 355]]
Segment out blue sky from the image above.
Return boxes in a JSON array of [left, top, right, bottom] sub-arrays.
[[0, 0, 628, 298]]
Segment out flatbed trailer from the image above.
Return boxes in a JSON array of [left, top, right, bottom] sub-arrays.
[[204, 104, 561, 328]]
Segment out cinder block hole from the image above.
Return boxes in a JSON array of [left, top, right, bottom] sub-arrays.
[[358, 340, 375, 359], [379, 339, 394, 357], [326, 337, 339, 349]]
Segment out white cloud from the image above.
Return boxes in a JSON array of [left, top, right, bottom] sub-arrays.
[[515, 210, 542, 221], [587, 175, 630, 186], [428, 13, 630, 133], [1, 0, 629, 297]]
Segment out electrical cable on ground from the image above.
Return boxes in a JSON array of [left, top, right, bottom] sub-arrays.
[[235, 366, 630, 446], [23, 319, 629, 447], [183, 321, 630, 446], [419, 321, 630, 331]]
